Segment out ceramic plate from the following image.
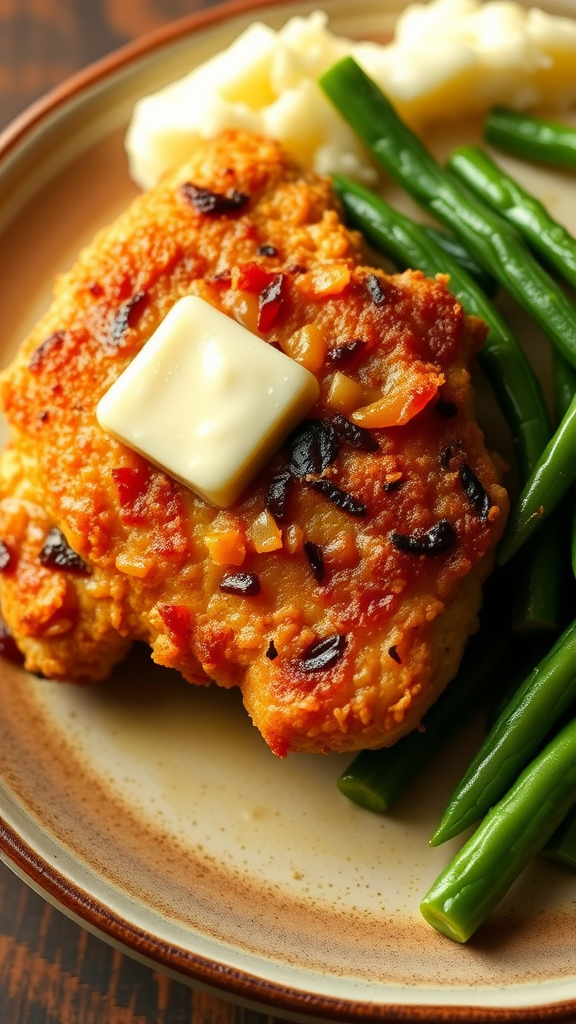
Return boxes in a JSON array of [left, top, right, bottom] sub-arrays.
[[1, 1, 576, 1020]]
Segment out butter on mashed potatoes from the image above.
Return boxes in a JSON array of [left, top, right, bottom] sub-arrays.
[[126, 0, 576, 191]]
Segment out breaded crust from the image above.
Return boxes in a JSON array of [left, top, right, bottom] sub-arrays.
[[0, 130, 508, 755]]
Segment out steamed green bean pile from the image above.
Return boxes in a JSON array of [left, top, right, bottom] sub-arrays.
[[319, 58, 576, 942]]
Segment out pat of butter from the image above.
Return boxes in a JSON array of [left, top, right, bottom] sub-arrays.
[[96, 296, 319, 508]]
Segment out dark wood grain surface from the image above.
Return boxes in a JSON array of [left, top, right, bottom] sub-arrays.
[[0, 5, 280, 1022]]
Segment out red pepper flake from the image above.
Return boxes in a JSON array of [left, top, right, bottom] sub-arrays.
[[110, 290, 149, 345], [304, 541, 325, 583], [366, 274, 387, 306], [39, 527, 90, 574], [300, 633, 347, 673], [0, 540, 11, 572], [220, 571, 261, 596], [258, 274, 285, 332], [158, 603, 192, 647], [391, 520, 455, 556], [180, 182, 249, 216], [388, 645, 401, 664], [29, 331, 66, 374], [0, 618, 24, 665], [87, 281, 104, 298], [232, 261, 276, 293], [112, 466, 151, 524]]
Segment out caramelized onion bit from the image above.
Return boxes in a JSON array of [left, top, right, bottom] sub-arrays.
[[266, 639, 278, 660], [391, 520, 456, 556], [460, 463, 491, 520], [180, 183, 249, 215], [300, 633, 347, 673], [308, 479, 367, 518], [39, 527, 90, 574], [220, 571, 261, 596], [304, 540, 325, 583], [288, 419, 339, 479], [331, 412, 379, 453], [388, 645, 401, 663]]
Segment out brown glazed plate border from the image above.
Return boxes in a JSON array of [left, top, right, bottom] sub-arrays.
[[3, 809, 576, 1024], [0, 1, 576, 1020]]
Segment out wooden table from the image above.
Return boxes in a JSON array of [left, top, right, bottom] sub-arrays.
[[0, 4, 278, 1021]]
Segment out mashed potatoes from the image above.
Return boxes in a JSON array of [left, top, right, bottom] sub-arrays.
[[126, 0, 576, 190]]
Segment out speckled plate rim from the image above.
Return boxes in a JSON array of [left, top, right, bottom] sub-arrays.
[[4, 815, 576, 1024], [1, 2, 576, 1021]]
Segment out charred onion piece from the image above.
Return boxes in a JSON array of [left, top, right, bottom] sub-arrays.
[[460, 463, 491, 520], [266, 471, 292, 522], [308, 479, 367, 517], [304, 541, 325, 583], [220, 571, 261, 596], [300, 633, 347, 673], [331, 412, 379, 452], [288, 419, 339, 479], [180, 183, 249, 215], [110, 290, 148, 344], [366, 273, 387, 305], [391, 520, 456, 556], [39, 527, 91, 574]]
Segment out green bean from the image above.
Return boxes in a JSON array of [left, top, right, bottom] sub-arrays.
[[486, 108, 576, 169], [553, 352, 576, 581], [319, 58, 576, 369], [497, 392, 576, 564], [542, 803, 576, 869], [431, 616, 576, 846], [332, 173, 560, 632], [420, 714, 576, 942], [499, 347, 576, 566], [485, 634, 552, 731], [511, 527, 562, 634], [421, 226, 498, 297], [554, 348, 576, 421], [337, 623, 509, 813], [447, 144, 576, 289]]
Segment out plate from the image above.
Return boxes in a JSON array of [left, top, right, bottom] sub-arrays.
[[1, 1, 576, 1020]]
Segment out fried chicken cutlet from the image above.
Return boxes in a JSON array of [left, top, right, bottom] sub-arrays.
[[0, 130, 508, 756]]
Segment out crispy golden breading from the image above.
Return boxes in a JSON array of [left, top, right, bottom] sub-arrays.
[[0, 131, 508, 755]]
